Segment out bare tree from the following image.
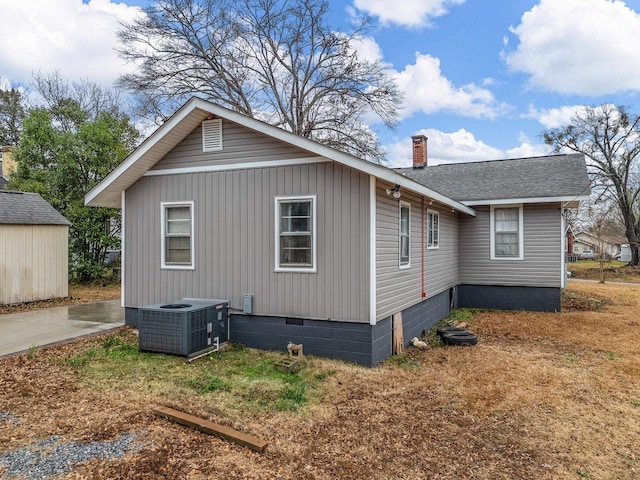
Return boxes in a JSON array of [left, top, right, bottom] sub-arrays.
[[116, 0, 402, 162], [544, 104, 640, 266], [582, 202, 620, 282], [32, 71, 128, 131]]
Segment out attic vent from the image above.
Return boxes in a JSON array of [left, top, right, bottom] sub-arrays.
[[202, 119, 223, 152]]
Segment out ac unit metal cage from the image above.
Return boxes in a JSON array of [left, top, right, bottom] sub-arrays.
[[139, 299, 228, 356]]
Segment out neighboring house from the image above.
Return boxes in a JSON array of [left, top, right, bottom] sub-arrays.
[[573, 230, 622, 259], [0, 190, 70, 304], [0, 146, 16, 190], [565, 224, 575, 258], [85, 98, 590, 366]]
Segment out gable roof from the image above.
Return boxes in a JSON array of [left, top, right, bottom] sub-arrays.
[[85, 97, 476, 216], [0, 190, 70, 226], [574, 230, 626, 247], [396, 154, 591, 206]]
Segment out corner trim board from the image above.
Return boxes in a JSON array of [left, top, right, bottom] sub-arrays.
[[370, 176, 377, 325], [121, 190, 125, 308]]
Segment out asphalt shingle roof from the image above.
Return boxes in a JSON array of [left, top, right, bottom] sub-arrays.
[[0, 190, 70, 225], [396, 153, 591, 203]]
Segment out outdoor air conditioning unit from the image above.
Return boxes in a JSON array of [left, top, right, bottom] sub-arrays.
[[139, 299, 229, 357]]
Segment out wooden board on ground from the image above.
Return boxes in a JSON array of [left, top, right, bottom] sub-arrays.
[[392, 312, 404, 355], [153, 406, 268, 452]]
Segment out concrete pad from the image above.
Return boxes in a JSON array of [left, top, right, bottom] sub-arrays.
[[0, 300, 125, 357]]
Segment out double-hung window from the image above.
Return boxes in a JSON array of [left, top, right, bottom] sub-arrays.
[[491, 204, 523, 260], [275, 196, 316, 272], [399, 201, 410, 267], [427, 210, 439, 249], [161, 201, 194, 269]]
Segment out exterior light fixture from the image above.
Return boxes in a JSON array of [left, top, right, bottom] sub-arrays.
[[386, 184, 401, 199]]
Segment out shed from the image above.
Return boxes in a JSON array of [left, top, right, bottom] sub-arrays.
[[0, 190, 71, 304]]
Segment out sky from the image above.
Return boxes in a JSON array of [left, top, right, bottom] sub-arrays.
[[2, 0, 640, 167]]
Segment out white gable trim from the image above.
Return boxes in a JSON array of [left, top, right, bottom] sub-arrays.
[[86, 97, 475, 216], [143, 157, 326, 177]]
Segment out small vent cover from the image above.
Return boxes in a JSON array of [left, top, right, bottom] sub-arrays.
[[202, 119, 223, 152]]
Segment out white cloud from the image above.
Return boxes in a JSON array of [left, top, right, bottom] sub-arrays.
[[504, 0, 640, 95], [526, 104, 587, 128], [394, 53, 508, 120], [351, 0, 465, 27], [384, 129, 550, 168], [0, 0, 143, 87], [349, 35, 385, 63]]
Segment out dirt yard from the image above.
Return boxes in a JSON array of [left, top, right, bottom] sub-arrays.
[[1, 281, 639, 479], [568, 260, 640, 283], [0, 283, 120, 315]]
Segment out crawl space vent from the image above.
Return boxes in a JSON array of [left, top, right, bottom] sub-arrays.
[[139, 299, 228, 356], [202, 118, 223, 152]]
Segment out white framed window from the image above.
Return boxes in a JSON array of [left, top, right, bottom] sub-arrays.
[[399, 201, 410, 268], [202, 119, 223, 152], [427, 210, 439, 249], [490, 204, 524, 260], [161, 201, 195, 269], [275, 195, 317, 273]]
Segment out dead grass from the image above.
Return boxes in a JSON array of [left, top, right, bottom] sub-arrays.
[[568, 260, 640, 283], [1, 281, 640, 479], [0, 283, 120, 315]]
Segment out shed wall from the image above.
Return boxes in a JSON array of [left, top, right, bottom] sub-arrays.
[[0, 225, 68, 304], [125, 162, 371, 322], [458, 204, 562, 287]]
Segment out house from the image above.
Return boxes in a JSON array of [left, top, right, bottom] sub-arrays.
[[573, 230, 623, 259], [0, 190, 70, 304], [565, 224, 576, 261], [0, 146, 16, 189], [85, 98, 590, 366]]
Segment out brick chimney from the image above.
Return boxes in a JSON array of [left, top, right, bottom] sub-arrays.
[[411, 135, 428, 169]]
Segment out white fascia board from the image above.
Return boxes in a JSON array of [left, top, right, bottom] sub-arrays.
[[462, 195, 591, 207], [85, 98, 209, 208]]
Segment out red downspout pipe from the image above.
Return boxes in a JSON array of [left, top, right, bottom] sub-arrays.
[[421, 197, 426, 298]]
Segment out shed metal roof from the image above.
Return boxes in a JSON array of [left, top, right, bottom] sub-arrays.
[[396, 153, 591, 206], [0, 190, 70, 225]]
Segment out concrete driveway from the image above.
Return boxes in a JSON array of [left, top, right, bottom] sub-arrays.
[[0, 300, 125, 357]]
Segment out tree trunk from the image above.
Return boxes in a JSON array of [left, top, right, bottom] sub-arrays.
[[619, 201, 640, 266]]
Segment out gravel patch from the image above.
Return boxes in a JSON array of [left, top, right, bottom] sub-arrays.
[[0, 433, 139, 479], [0, 413, 20, 426]]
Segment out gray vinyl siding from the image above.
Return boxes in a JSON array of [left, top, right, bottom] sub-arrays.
[[458, 204, 562, 287], [375, 181, 459, 321], [425, 208, 459, 297], [124, 162, 371, 323], [151, 120, 316, 170]]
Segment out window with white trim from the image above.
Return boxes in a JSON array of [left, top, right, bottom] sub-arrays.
[[399, 201, 410, 267], [161, 201, 194, 269], [275, 196, 316, 272], [427, 210, 439, 249], [490, 205, 523, 260]]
